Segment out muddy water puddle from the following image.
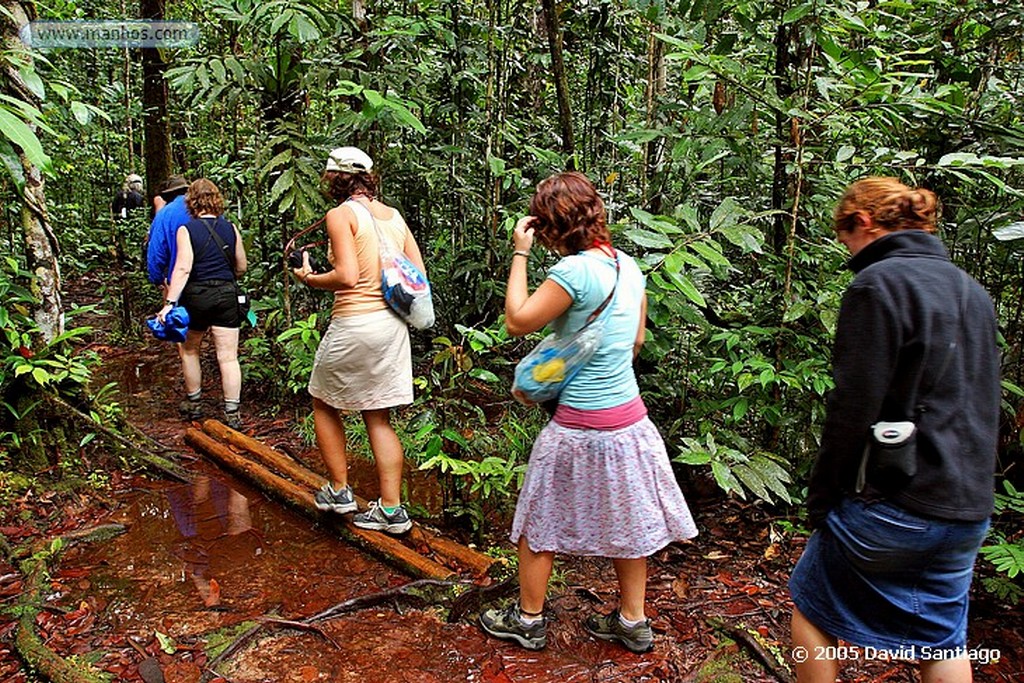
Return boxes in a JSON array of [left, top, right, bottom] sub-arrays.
[[55, 468, 675, 681], [60, 469, 404, 639]]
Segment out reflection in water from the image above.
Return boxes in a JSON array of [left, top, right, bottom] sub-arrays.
[[165, 475, 261, 608]]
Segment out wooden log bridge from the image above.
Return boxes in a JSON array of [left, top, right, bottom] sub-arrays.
[[183, 421, 498, 582]]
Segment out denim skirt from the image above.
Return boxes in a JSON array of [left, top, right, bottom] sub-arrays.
[[789, 497, 989, 651]]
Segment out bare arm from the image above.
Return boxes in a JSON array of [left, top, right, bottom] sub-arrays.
[[156, 226, 193, 322], [634, 293, 648, 358], [403, 229, 427, 275], [504, 216, 572, 337], [233, 225, 247, 276]]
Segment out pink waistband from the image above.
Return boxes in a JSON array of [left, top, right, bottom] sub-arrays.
[[553, 395, 648, 431]]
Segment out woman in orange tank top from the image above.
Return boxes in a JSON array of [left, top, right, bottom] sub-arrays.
[[291, 146, 429, 535]]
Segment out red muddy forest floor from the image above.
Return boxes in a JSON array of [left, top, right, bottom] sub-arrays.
[[0, 272, 1021, 682]]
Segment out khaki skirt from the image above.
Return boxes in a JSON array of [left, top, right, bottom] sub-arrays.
[[308, 309, 413, 411]]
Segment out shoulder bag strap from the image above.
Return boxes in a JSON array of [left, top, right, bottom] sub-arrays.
[[346, 199, 396, 262], [200, 217, 237, 277], [582, 250, 621, 327]]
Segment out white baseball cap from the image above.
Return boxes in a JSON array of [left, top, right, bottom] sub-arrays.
[[326, 146, 373, 173]]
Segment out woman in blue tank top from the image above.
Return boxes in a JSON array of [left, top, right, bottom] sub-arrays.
[[156, 179, 247, 429], [479, 172, 697, 653]]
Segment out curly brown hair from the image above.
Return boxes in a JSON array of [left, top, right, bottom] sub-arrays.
[[529, 172, 611, 255], [323, 170, 380, 203], [834, 177, 940, 234], [185, 178, 225, 216]]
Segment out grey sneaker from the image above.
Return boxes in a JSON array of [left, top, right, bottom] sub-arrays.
[[479, 603, 547, 650], [314, 483, 357, 514], [223, 411, 242, 430], [178, 398, 202, 420], [584, 609, 654, 653], [352, 499, 412, 534]]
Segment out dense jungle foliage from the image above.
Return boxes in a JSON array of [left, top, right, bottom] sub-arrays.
[[2, 0, 1024, 598]]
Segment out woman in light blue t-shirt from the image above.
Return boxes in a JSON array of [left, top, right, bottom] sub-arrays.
[[479, 172, 697, 653]]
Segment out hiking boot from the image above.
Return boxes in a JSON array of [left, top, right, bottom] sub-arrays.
[[352, 499, 412, 534], [479, 603, 547, 650], [178, 398, 202, 420], [223, 410, 242, 430], [314, 483, 357, 514], [584, 609, 654, 653]]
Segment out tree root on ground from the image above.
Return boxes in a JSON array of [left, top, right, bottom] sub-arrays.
[[47, 394, 190, 482], [201, 577, 516, 682], [7, 524, 127, 683], [706, 615, 794, 683]]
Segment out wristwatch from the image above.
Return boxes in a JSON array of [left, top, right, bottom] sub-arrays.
[[165, 299, 177, 306]]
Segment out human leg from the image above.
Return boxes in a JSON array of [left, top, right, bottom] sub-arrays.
[[208, 326, 241, 401], [479, 536, 552, 650], [612, 556, 647, 621], [177, 330, 205, 419], [518, 535, 554, 615], [180, 329, 205, 395], [311, 398, 357, 513], [313, 398, 348, 489], [582, 556, 654, 653], [361, 408, 404, 507], [920, 657, 972, 683], [791, 605, 840, 683]]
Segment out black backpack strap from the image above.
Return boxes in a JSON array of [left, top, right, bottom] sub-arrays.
[[199, 217, 237, 276]]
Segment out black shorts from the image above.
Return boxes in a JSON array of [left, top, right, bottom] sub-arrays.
[[181, 280, 240, 331]]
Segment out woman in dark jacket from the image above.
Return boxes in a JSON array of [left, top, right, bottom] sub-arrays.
[[789, 177, 1000, 683], [156, 179, 247, 429]]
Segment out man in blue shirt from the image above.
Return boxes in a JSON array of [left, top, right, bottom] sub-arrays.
[[146, 176, 191, 290]]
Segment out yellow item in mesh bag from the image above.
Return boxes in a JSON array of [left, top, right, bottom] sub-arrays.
[[531, 357, 566, 383]]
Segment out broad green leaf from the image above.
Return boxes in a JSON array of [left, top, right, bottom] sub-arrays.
[[70, 101, 91, 125], [667, 271, 706, 307], [709, 197, 743, 232], [155, 630, 176, 654], [382, 100, 427, 134], [363, 89, 384, 109], [993, 222, 1024, 242], [19, 67, 45, 100], [623, 228, 673, 250], [711, 460, 744, 498], [0, 107, 50, 172], [782, 4, 814, 24], [0, 138, 25, 190]]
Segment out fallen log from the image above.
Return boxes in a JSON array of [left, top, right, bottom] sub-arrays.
[[48, 395, 190, 482], [200, 419, 498, 578], [184, 428, 454, 581]]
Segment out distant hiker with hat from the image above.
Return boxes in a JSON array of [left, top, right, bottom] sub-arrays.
[[146, 175, 192, 291], [111, 173, 145, 219]]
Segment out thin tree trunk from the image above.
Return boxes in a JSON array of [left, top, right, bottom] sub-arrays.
[[140, 0, 173, 195], [2, 0, 62, 343], [541, 0, 574, 161], [644, 26, 665, 213], [770, 21, 794, 254]]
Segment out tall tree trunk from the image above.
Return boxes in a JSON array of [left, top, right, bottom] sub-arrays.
[[2, 0, 62, 344], [770, 21, 795, 255], [140, 0, 172, 196], [541, 0, 575, 163], [643, 26, 665, 213]]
